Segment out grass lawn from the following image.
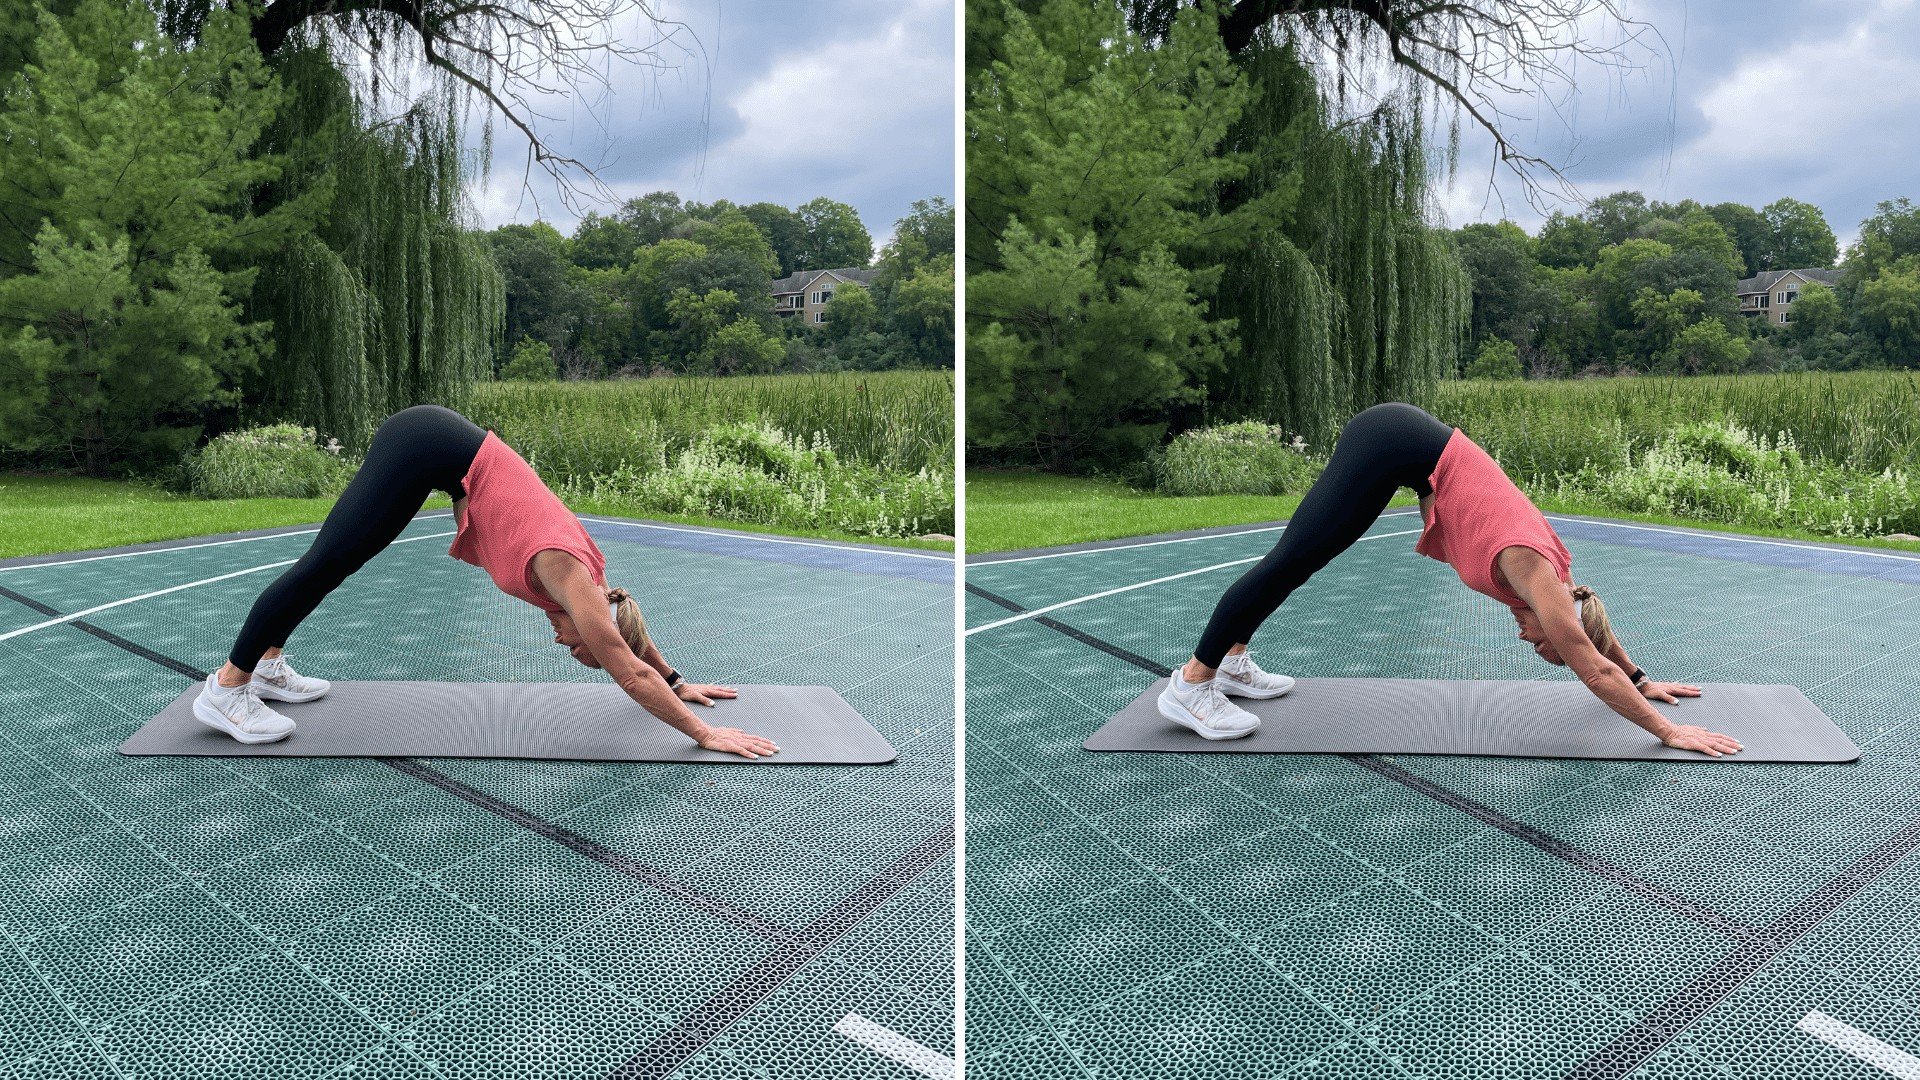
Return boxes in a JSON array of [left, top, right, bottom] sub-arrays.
[[1, 474, 951, 560], [965, 468, 1920, 556], [965, 471, 1412, 552]]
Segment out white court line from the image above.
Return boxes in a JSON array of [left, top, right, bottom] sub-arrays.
[[1544, 515, 1920, 564], [832, 1013, 954, 1080], [966, 527, 1424, 636], [975, 508, 1422, 566], [577, 518, 953, 562], [0, 530, 454, 643], [0, 513, 454, 573], [1798, 1010, 1920, 1078]]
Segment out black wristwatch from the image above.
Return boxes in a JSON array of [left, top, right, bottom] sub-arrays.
[[664, 668, 684, 689], [1629, 667, 1650, 687]]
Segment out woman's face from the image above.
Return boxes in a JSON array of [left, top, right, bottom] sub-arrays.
[[1512, 607, 1565, 666], [546, 612, 600, 669]]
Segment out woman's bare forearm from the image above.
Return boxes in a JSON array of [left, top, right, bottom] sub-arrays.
[[1572, 655, 1670, 737], [610, 663, 708, 741]]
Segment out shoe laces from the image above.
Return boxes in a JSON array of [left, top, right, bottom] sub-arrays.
[[228, 682, 276, 730], [1187, 679, 1236, 722]]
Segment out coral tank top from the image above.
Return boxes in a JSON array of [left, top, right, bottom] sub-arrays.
[[447, 432, 606, 613], [1413, 428, 1571, 612]]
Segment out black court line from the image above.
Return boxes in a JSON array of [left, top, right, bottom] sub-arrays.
[[387, 759, 795, 941], [968, 583, 1167, 672], [1346, 755, 1753, 938], [0, 583, 204, 680], [1565, 816, 1920, 1079], [608, 824, 956, 1080], [0, 583, 801, 944], [966, 582, 1753, 938]]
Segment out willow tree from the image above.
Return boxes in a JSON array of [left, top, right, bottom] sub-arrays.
[[160, 0, 686, 450], [1206, 40, 1470, 449], [969, 0, 1659, 467], [1132, 0, 1661, 445]]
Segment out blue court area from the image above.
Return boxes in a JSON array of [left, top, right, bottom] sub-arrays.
[[0, 513, 954, 1079], [965, 510, 1920, 1079]]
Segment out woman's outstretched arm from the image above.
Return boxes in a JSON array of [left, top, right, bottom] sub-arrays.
[[535, 553, 777, 759], [1503, 554, 1741, 758]]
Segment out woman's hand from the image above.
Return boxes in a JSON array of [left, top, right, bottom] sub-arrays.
[[1661, 724, 1743, 758], [1640, 680, 1702, 704], [676, 683, 739, 707], [696, 725, 780, 760]]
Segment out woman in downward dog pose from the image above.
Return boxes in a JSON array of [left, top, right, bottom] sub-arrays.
[[1159, 402, 1743, 758], [193, 404, 778, 759]]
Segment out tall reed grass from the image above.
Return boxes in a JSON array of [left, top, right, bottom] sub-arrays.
[[1428, 373, 1920, 485], [463, 371, 954, 485]]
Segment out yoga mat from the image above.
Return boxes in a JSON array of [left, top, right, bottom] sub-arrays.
[[122, 682, 896, 764], [1086, 679, 1858, 762]]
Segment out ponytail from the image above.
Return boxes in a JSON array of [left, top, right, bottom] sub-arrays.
[[606, 587, 651, 654], [1570, 584, 1616, 655]]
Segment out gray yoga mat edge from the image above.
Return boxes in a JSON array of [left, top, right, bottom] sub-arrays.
[[1085, 678, 1859, 763], [122, 681, 896, 764]]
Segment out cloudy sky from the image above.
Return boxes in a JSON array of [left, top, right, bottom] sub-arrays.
[[468, 0, 954, 249], [1439, 0, 1919, 249]]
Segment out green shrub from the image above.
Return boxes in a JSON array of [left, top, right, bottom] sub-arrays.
[[501, 339, 557, 381], [562, 423, 953, 539], [184, 423, 355, 499], [1156, 421, 1320, 497], [1557, 421, 1920, 538], [1464, 338, 1523, 380]]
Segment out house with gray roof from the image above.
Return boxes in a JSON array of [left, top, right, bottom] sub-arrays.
[[1736, 268, 1842, 325], [771, 267, 879, 325]]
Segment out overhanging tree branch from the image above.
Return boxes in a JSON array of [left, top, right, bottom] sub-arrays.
[[1133, 0, 1670, 212], [240, 0, 702, 213]]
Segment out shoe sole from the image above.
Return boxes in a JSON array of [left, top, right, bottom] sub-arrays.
[[1156, 693, 1259, 741], [192, 694, 294, 744], [252, 680, 329, 703], [1219, 678, 1295, 700]]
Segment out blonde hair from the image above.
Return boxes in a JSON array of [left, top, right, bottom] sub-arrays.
[[1570, 584, 1616, 655], [607, 588, 651, 654]]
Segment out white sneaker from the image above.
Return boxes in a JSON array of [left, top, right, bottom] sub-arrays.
[[192, 674, 296, 744], [1215, 652, 1296, 700], [1157, 670, 1260, 740], [250, 657, 330, 703]]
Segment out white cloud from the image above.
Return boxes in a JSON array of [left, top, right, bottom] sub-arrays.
[[1440, 0, 1920, 250], [466, 0, 954, 247]]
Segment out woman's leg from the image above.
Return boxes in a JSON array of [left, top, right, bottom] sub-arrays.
[[222, 405, 485, 675], [1189, 403, 1452, 669]]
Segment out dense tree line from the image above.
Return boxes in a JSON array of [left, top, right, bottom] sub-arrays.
[[967, 0, 1471, 470], [0, 0, 514, 471], [486, 194, 954, 379], [1456, 192, 1920, 377]]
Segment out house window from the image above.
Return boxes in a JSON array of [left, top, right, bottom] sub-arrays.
[[1780, 311, 1792, 324], [819, 289, 834, 305], [1785, 290, 1798, 304], [1757, 294, 1770, 309], [813, 311, 825, 324]]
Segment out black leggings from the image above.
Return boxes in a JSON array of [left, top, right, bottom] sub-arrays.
[[226, 405, 487, 672], [1192, 402, 1454, 667]]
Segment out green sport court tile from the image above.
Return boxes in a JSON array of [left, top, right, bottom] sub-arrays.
[[0, 515, 953, 1078], [966, 513, 1920, 1078]]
